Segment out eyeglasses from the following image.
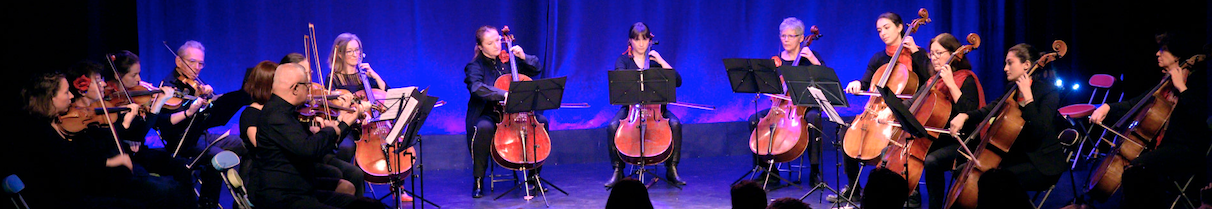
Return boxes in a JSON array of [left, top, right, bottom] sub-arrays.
[[185, 58, 205, 68], [779, 34, 803, 40], [292, 82, 311, 92], [344, 48, 362, 55], [928, 50, 949, 59]]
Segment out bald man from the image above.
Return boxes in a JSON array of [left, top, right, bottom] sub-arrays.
[[247, 63, 383, 209]]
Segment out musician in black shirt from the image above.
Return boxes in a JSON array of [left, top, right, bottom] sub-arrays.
[[464, 25, 549, 198], [248, 63, 383, 209], [605, 22, 688, 188]]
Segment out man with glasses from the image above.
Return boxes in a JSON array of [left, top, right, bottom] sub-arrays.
[[155, 40, 249, 208], [248, 63, 386, 209]]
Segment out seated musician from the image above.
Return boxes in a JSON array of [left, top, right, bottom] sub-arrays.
[[15, 63, 194, 208], [1088, 32, 1210, 208], [241, 60, 359, 198], [605, 22, 686, 188], [325, 33, 386, 165], [464, 25, 548, 198], [103, 50, 198, 199], [285, 50, 374, 200], [247, 63, 385, 209], [745, 17, 826, 187], [947, 43, 1066, 207], [836, 12, 933, 202], [918, 33, 986, 209]]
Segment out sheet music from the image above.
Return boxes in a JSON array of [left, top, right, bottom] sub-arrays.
[[380, 87, 423, 145], [378, 87, 420, 122], [809, 86, 845, 125]]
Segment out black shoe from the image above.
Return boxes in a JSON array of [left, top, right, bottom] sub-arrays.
[[905, 189, 922, 208], [665, 165, 687, 185], [827, 185, 862, 203], [808, 165, 823, 185], [604, 165, 625, 188], [526, 176, 548, 193], [472, 177, 485, 198]]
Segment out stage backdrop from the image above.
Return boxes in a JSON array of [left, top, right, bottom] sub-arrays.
[[137, 0, 1008, 135]]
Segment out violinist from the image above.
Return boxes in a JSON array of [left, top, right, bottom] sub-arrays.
[[833, 12, 933, 202], [745, 17, 826, 187], [947, 43, 1065, 207], [282, 53, 376, 199], [1088, 32, 1210, 208], [14, 71, 120, 208], [605, 22, 686, 187], [248, 63, 385, 209], [325, 33, 387, 163], [918, 33, 986, 209], [465, 25, 548, 198], [154, 40, 247, 208], [101, 50, 199, 202]]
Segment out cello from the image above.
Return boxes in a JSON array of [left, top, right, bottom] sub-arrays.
[[751, 25, 821, 163], [1085, 53, 1206, 201], [490, 26, 552, 171], [844, 8, 930, 161], [613, 33, 718, 167], [880, 33, 982, 194], [944, 40, 1067, 209]]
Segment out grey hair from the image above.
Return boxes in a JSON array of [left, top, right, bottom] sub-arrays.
[[176, 40, 205, 56], [779, 17, 805, 35]]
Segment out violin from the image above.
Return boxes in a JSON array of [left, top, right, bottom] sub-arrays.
[[751, 25, 821, 163], [879, 33, 982, 194], [58, 77, 129, 156], [944, 40, 1067, 209], [1085, 53, 1206, 201], [843, 8, 930, 161], [489, 26, 552, 170]]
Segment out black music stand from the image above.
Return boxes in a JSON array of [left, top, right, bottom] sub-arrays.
[[723, 58, 802, 190], [493, 77, 570, 207], [780, 66, 859, 207], [608, 68, 683, 189], [376, 87, 440, 208]]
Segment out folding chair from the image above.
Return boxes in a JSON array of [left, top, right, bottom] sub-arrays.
[[1056, 74, 1117, 166]]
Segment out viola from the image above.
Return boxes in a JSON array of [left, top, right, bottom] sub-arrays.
[[944, 40, 1067, 209], [751, 25, 822, 163], [879, 33, 982, 194], [1085, 53, 1206, 201], [843, 8, 930, 161]]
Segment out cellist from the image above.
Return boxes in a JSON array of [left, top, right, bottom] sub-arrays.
[[604, 22, 686, 188], [947, 43, 1066, 207], [464, 25, 548, 198], [744, 17, 826, 187], [1087, 32, 1210, 208], [834, 12, 933, 202], [919, 33, 986, 209]]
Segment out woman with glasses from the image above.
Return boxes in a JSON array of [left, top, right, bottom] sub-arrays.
[[742, 17, 827, 188]]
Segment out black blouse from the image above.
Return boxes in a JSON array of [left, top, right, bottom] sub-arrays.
[[963, 78, 1065, 176], [861, 50, 932, 89]]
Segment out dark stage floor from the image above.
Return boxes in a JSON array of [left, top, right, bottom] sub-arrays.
[[205, 121, 1126, 209]]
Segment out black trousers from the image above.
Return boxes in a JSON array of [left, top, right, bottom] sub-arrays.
[[923, 134, 976, 209], [180, 131, 248, 205], [469, 113, 548, 178], [746, 107, 822, 173], [1122, 145, 1207, 208], [606, 106, 683, 168]]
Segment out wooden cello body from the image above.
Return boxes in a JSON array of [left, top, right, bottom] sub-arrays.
[[1085, 54, 1205, 200], [882, 33, 981, 193], [489, 26, 552, 170], [844, 8, 930, 161], [945, 40, 1067, 209]]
